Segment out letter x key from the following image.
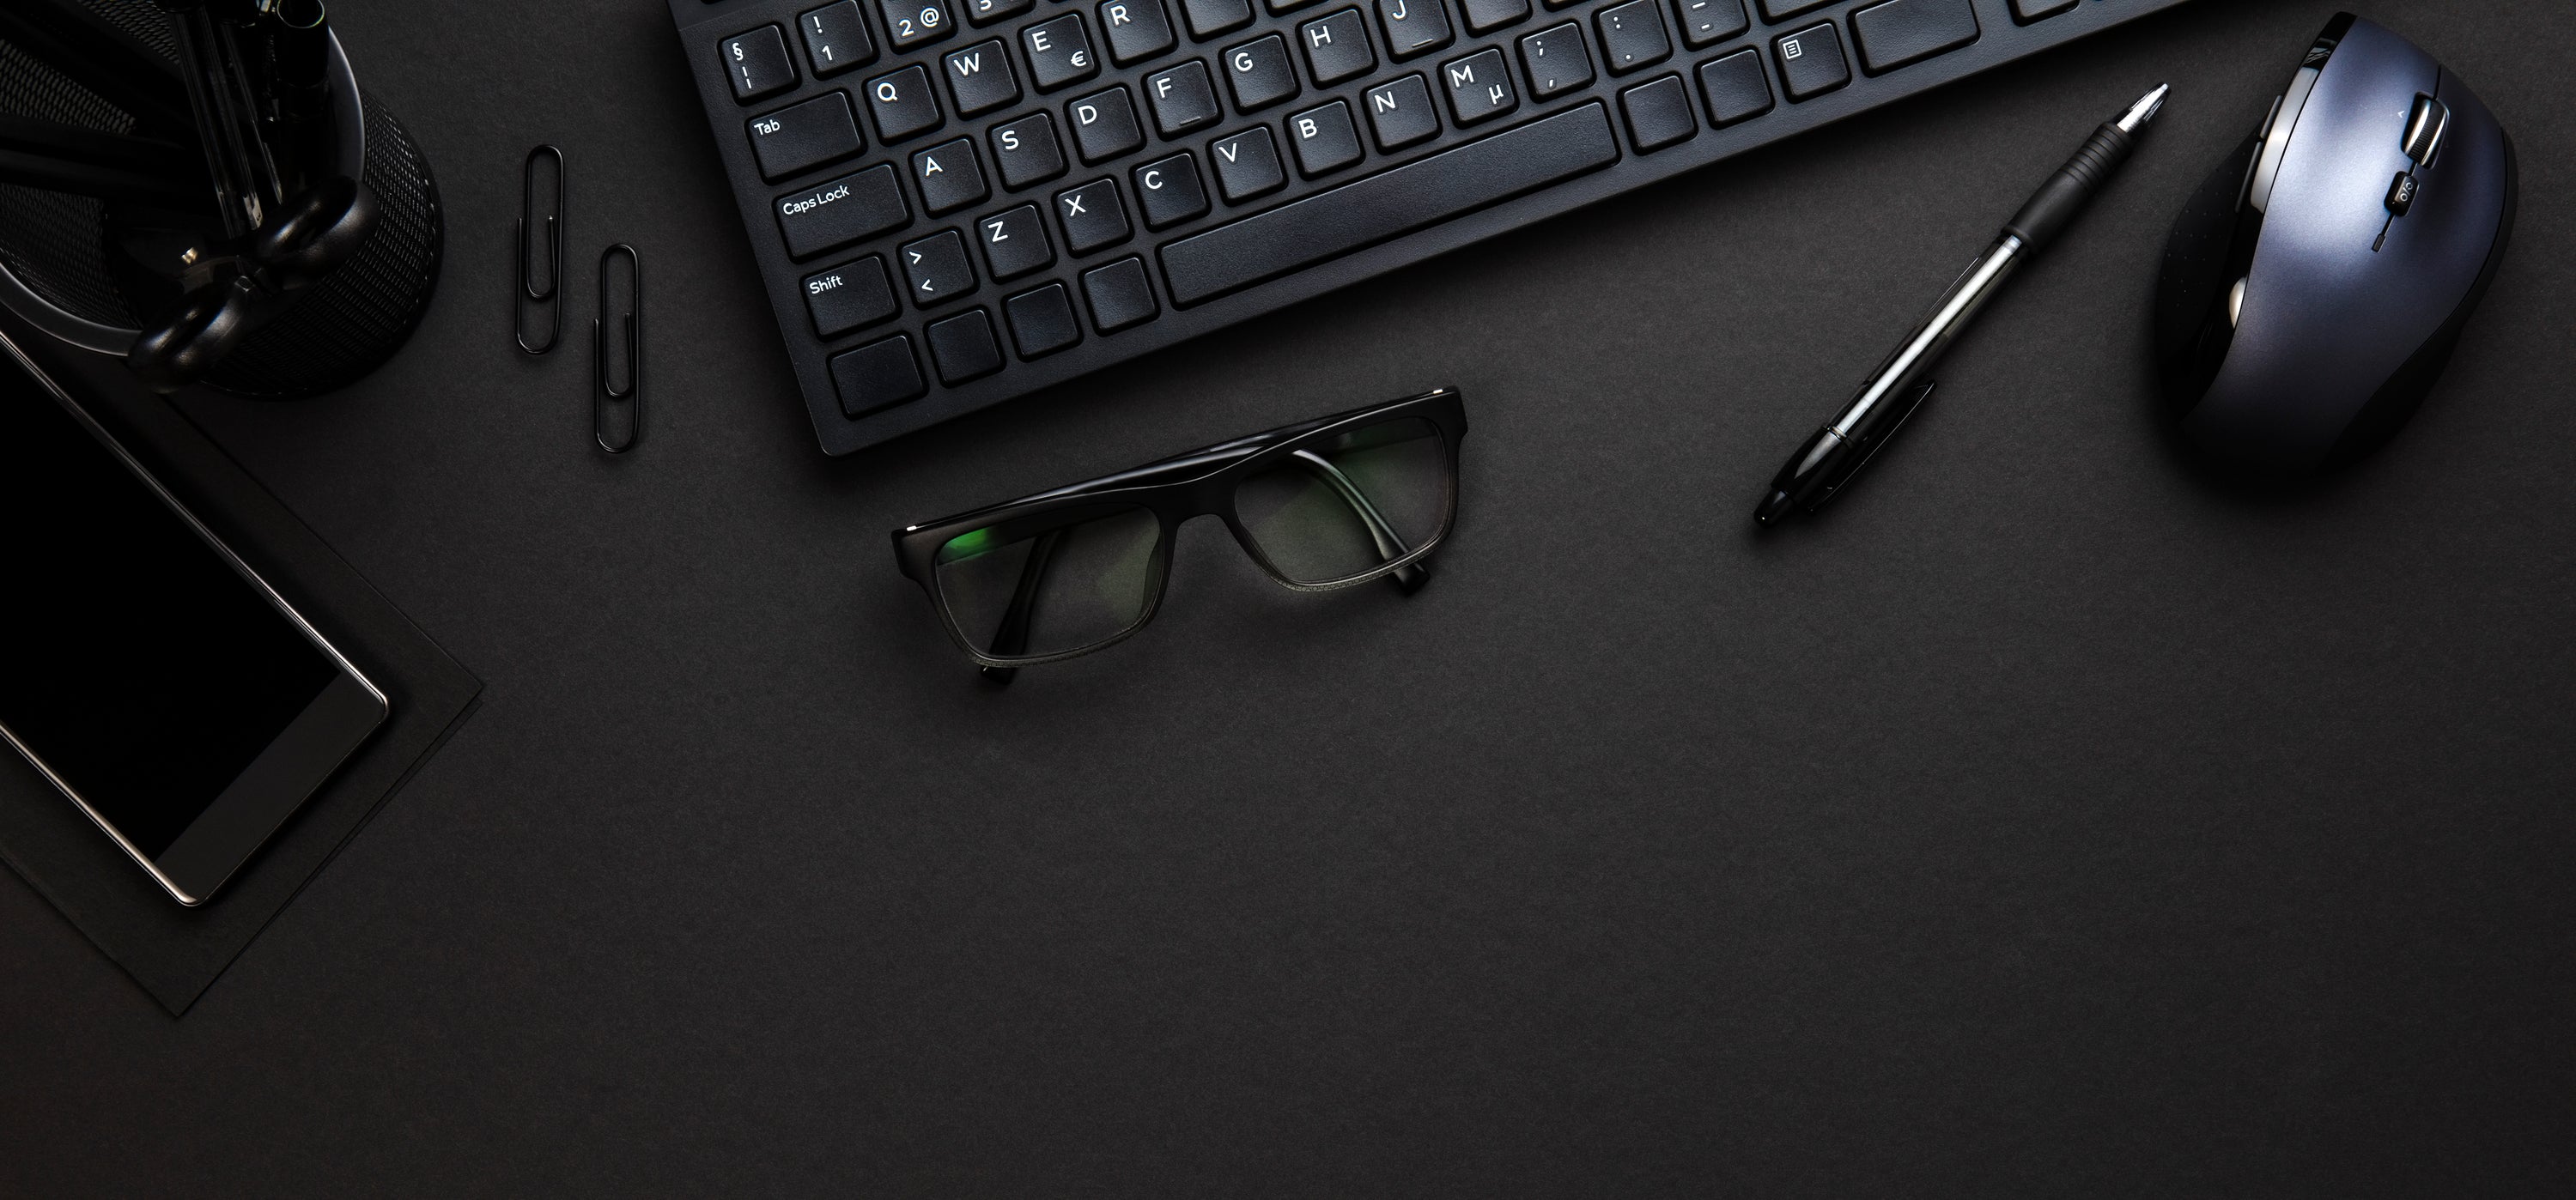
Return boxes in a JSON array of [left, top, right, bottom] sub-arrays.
[[1053, 177, 1132, 253]]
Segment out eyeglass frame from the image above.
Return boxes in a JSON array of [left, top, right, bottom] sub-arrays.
[[891, 387, 1468, 673]]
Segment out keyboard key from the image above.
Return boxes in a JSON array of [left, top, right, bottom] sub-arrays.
[[1054, 177, 1133, 252], [910, 136, 990, 212], [900, 227, 979, 305], [1619, 72, 1694, 150], [721, 27, 798, 103], [963, 0, 1034, 26], [1670, 0, 1745, 48], [1850, 0, 1979, 74], [1286, 100, 1364, 176], [994, 282, 1077, 355], [1695, 45, 1772, 125], [990, 112, 1067, 188], [1364, 74, 1438, 149], [1209, 126, 1287, 201], [878, 0, 956, 48], [1145, 61, 1223, 136], [1023, 15, 1102, 90], [777, 164, 910, 258], [1268, 0, 1327, 12], [1100, 0, 1177, 64], [1080, 257, 1159, 331], [1459, 0, 1528, 34], [1773, 21, 1848, 100], [1003, 282, 1082, 356], [942, 39, 1021, 115], [1223, 34, 1300, 112], [797, 3, 878, 76], [926, 309, 1004, 382], [830, 335, 926, 416], [865, 64, 945, 142], [803, 254, 898, 336], [1440, 49, 1516, 125], [1299, 9, 1376, 86], [975, 203, 1056, 277], [2010, 0, 2079, 19], [1376, 0, 1453, 60], [1594, 0, 1668, 74], [1133, 152, 1210, 227], [748, 93, 866, 182], [1067, 86, 1145, 161], [1517, 23, 1592, 99], [1756, 0, 1832, 16], [1160, 100, 1613, 306], [1182, 0, 1256, 39]]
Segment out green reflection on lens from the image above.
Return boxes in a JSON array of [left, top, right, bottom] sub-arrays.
[[938, 526, 999, 566]]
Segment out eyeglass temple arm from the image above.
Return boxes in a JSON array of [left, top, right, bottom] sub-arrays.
[[1291, 450, 1429, 594], [977, 526, 1066, 685]]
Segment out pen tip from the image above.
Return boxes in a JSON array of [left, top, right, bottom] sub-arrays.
[[1753, 490, 1795, 527], [2119, 84, 2172, 133]]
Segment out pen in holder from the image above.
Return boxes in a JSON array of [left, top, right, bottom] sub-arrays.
[[0, 0, 443, 398]]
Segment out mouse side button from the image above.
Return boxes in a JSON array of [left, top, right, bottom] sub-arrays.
[[2403, 94, 2450, 164]]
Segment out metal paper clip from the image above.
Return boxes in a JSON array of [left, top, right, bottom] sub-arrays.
[[514, 144, 563, 354], [592, 243, 641, 454]]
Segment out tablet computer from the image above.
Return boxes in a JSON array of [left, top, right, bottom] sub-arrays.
[[0, 332, 387, 906]]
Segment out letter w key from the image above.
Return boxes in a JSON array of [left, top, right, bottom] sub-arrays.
[[942, 39, 1022, 114]]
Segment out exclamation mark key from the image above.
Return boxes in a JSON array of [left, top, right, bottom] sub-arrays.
[[797, 2, 878, 76]]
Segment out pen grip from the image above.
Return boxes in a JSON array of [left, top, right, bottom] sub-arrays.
[[2002, 123, 2136, 252]]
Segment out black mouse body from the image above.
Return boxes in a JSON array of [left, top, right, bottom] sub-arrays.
[[2154, 14, 2517, 476]]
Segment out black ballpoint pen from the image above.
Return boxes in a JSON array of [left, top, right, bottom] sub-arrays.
[[1753, 84, 2171, 527]]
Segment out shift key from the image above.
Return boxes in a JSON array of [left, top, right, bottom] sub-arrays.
[[775, 164, 910, 258]]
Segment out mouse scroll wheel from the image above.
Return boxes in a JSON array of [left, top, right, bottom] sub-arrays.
[[2403, 94, 2450, 166]]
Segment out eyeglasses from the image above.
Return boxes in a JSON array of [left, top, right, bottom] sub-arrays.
[[893, 388, 1467, 682]]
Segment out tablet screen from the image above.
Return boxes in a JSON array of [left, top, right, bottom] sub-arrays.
[[0, 358, 338, 858]]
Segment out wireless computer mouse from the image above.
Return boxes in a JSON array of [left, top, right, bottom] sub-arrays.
[[2154, 14, 2516, 476]]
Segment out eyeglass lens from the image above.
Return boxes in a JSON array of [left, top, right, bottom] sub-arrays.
[[933, 504, 1163, 660], [1232, 416, 1449, 586]]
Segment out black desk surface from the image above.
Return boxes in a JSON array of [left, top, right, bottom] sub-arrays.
[[6, 0, 2571, 1192]]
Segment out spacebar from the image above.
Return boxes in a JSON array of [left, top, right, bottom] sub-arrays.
[[1159, 102, 1619, 307]]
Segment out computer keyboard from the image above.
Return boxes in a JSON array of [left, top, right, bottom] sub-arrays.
[[671, 0, 2191, 455]]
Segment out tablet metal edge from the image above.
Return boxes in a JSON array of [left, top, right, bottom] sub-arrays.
[[0, 329, 390, 906]]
